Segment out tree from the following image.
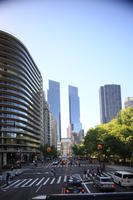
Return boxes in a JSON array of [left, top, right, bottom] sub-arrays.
[[83, 107, 133, 162]]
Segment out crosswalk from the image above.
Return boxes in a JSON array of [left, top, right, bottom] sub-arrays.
[[45, 163, 89, 168], [1, 171, 114, 191], [102, 171, 113, 177], [1, 175, 70, 190]]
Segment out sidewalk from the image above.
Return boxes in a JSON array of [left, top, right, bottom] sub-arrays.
[[106, 164, 133, 173]]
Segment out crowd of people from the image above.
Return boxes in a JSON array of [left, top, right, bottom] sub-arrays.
[[83, 163, 106, 180]]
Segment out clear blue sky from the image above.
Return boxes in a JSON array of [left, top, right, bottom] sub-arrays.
[[1, 0, 133, 137]]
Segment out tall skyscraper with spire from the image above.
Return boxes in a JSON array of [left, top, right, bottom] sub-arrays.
[[47, 80, 61, 143]]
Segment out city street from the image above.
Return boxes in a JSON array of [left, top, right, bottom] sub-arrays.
[[0, 161, 133, 200]]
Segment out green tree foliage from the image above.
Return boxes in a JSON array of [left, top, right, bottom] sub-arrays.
[[77, 107, 133, 161]]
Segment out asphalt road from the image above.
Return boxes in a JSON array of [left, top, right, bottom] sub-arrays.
[[0, 161, 133, 200]]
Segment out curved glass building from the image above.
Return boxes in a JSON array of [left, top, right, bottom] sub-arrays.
[[0, 30, 43, 166]]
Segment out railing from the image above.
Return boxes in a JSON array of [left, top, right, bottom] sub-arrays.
[[32, 192, 133, 200]]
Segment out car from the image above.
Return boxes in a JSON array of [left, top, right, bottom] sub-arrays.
[[112, 171, 133, 187], [52, 160, 59, 165], [64, 176, 85, 194], [94, 175, 115, 191]]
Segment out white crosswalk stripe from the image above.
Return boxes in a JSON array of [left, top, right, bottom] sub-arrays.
[[36, 177, 45, 186], [64, 175, 67, 182], [21, 179, 33, 187], [14, 179, 27, 188], [28, 178, 39, 187], [50, 177, 55, 184], [3, 180, 20, 189], [57, 176, 61, 184], [106, 171, 113, 176], [43, 177, 50, 185]]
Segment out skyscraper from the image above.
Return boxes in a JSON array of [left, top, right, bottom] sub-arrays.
[[0, 31, 43, 167], [99, 84, 122, 124], [124, 97, 133, 108], [69, 85, 82, 133], [47, 80, 61, 142]]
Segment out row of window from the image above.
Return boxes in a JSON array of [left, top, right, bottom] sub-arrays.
[[0, 58, 40, 93], [0, 82, 40, 106], [0, 113, 40, 127], [0, 88, 40, 111], [0, 130, 40, 140], [0, 37, 41, 83], [0, 101, 40, 120], [0, 132, 40, 143], [0, 66, 38, 95], [0, 139, 39, 148], [0, 65, 39, 97], [0, 51, 41, 90], [0, 120, 40, 132], [0, 94, 40, 114]]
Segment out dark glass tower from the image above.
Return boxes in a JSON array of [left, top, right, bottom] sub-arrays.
[[69, 85, 82, 133], [99, 84, 122, 124], [47, 80, 61, 142]]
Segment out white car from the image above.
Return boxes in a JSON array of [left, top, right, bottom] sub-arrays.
[[94, 175, 115, 191], [112, 171, 133, 187], [52, 161, 59, 165]]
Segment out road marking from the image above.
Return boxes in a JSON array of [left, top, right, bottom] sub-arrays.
[[57, 176, 61, 184], [36, 177, 45, 186], [28, 178, 39, 187], [21, 179, 33, 187], [85, 181, 93, 184], [35, 184, 42, 193], [14, 179, 27, 188], [103, 171, 113, 177], [43, 177, 50, 185], [50, 178, 55, 184], [64, 175, 67, 182], [4, 180, 20, 189], [80, 176, 91, 194]]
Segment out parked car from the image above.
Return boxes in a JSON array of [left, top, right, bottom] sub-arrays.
[[94, 175, 115, 191], [112, 171, 133, 187]]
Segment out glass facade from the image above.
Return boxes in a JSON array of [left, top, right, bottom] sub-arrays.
[[47, 80, 61, 142], [0, 31, 43, 166], [99, 84, 122, 123], [69, 85, 82, 133]]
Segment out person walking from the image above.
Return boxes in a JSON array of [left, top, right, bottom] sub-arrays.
[[87, 168, 90, 178], [83, 168, 87, 180], [6, 172, 10, 186], [53, 167, 56, 176]]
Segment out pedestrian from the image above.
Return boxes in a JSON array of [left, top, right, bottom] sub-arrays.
[[51, 168, 54, 176], [6, 172, 10, 186], [0, 172, 3, 185], [91, 168, 95, 176], [10, 169, 14, 180], [87, 168, 90, 178], [53, 167, 56, 176], [83, 168, 87, 179], [97, 166, 100, 175]]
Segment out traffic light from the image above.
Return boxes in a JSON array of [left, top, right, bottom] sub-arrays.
[[97, 144, 102, 150], [47, 147, 51, 153]]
